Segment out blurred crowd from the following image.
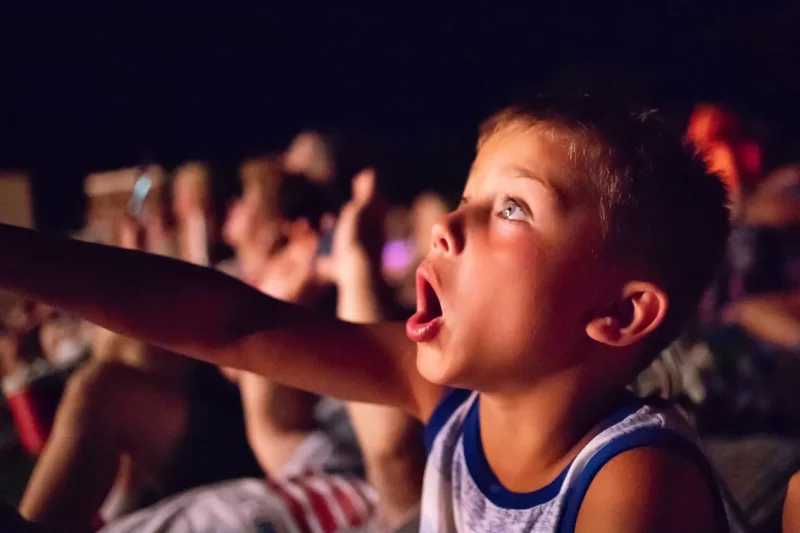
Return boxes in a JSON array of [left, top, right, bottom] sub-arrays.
[[0, 106, 799, 532]]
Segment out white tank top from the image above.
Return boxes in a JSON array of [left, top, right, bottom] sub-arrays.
[[420, 389, 731, 533]]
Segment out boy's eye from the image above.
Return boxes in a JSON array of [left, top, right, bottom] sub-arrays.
[[499, 197, 528, 221]]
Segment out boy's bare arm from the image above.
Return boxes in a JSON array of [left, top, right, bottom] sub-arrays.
[[574, 447, 722, 533], [0, 224, 437, 417]]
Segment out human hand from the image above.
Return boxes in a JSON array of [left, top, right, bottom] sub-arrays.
[[118, 212, 171, 256], [118, 214, 145, 250], [256, 220, 320, 305], [320, 169, 387, 286]]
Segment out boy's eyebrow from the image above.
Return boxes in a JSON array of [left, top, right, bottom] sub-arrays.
[[504, 164, 567, 209]]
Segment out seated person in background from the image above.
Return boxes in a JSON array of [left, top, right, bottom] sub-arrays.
[[637, 138, 800, 426], [16, 169, 345, 532], [688, 163, 800, 431], [217, 155, 286, 283], [0, 95, 733, 532], [99, 170, 425, 533], [0, 303, 70, 456], [722, 164, 800, 350]]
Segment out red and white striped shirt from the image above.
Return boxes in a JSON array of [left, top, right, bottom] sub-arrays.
[[100, 474, 378, 533]]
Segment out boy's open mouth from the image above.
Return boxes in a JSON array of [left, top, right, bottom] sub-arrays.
[[406, 267, 444, 343]]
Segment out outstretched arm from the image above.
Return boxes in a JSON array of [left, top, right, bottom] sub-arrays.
[[0, 223, 437, 417]]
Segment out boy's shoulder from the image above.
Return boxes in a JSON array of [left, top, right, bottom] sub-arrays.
[[422, 390, 728, 531], [574, 445, 723, 533]]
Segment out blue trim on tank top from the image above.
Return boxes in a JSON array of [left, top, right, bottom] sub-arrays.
[[462, 395, 645, 510], [424, 388, 473, 452], [555, 426, 729, 533]]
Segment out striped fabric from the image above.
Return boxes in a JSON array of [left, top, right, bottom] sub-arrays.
[[99, 474, 378, 533]]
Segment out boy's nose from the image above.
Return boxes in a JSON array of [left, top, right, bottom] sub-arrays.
[[430, 213, 462, 255]]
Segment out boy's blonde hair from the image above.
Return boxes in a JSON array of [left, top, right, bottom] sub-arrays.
[[479, 96, 731, 356]]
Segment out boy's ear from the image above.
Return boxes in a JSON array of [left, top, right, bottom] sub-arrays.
[[585, 282, 669, 348]]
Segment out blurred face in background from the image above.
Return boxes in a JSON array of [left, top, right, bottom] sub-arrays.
[[283, 132, 334, 184], [222, 158, 284, 252], [39, 313, 89, 367]]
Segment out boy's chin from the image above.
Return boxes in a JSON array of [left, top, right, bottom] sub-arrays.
[[415, 344, 467, 387]]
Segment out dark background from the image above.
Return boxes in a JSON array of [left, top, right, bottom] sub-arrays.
[[1, 2, 798, 231]]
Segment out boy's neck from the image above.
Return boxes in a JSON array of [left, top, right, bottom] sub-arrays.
[[478, 367, 630, 494]]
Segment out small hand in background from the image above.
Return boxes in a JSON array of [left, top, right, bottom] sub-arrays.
[[118, 214, 145, 251], [118, 212, 172, 256], [257, 220, 320, 305], [318, 169, 388, 286], [142, 209, 172, 257]]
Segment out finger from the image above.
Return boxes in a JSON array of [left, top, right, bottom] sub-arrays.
[[352, 168, 377, 206], [118, 216, 143, 250]]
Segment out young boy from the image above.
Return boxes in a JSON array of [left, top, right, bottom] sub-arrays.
[[0, 96, 731, 532]]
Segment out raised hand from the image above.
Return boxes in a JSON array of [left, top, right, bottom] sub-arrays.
[[325, 169, 388, 286], [117, 212, 171, 256], [117, 214, 143, 251], [256, 220, 321, 306]]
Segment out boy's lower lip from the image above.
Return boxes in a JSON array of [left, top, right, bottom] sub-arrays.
[[406, 312, 443, 343]]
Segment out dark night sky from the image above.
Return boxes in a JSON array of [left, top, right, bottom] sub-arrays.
[[0, 2, 797, 230]]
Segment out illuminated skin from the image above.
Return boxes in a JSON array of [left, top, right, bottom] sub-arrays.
[[408, 125, 614, 395], [0, 123, 719, 533]]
